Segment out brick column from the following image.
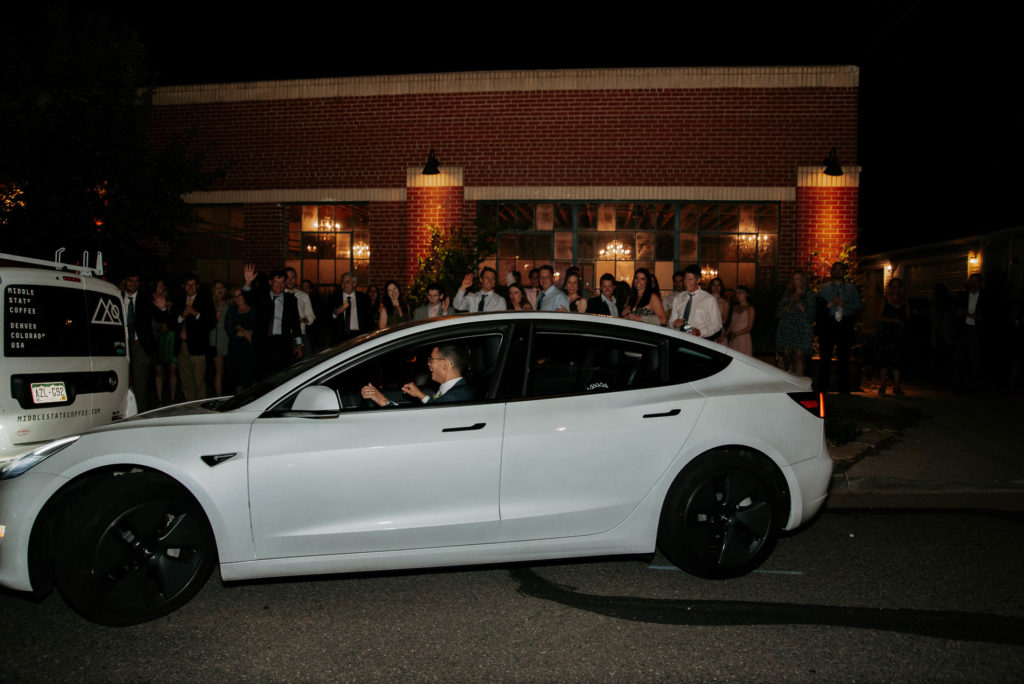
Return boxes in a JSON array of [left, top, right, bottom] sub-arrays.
[[402, 166, 465, 286], [796, 166, 860, 281]]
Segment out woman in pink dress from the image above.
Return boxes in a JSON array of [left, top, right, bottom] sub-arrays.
[[726, 285, 755, 355]]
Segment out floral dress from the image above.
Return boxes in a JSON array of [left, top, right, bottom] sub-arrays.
[[776, 291, 816, 354]]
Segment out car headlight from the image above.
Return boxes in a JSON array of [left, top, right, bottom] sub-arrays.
[[0, 436, 80, 480]]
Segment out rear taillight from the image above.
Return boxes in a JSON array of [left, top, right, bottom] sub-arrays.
[[789, 391, 825, 418]]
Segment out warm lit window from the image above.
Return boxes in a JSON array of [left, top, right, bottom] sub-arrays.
[[486, 201, 778, 293], [284, 204, 370, 288]]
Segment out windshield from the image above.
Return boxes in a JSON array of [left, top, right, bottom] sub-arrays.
[[217, 337, 363, 411]]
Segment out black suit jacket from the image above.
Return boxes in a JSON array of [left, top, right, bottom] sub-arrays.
[[330, 290, 375, 343], [171, 293, 214, 356], [953, 289, 988, 336], [587, 295, 619, 317], [248, 289, 302, 346], [124, 291, 159, 356], [428, 377, 474, 404]]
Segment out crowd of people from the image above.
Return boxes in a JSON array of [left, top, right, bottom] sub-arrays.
[[118, 257, 1008, 407]]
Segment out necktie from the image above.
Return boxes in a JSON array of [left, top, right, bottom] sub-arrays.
[[126, 295, 136, 340], [478, 294, 487, 312], [682, 293, 693, 323], [346, 295, 356, 330], [537, 291, 545, 310]]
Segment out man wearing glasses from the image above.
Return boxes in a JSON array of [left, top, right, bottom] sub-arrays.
[[361, 343, 474, 406]]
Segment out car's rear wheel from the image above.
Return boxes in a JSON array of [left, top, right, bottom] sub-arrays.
[[54, 472, 215, 626], [658, 451, 783, 579]]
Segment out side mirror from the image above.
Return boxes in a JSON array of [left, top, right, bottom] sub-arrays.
[[292, 386, 340, 413]]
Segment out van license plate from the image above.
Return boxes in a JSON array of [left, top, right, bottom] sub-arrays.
[[31, 382, 67, 404]]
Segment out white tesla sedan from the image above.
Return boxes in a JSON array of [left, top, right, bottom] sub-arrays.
[[0, 313, 832, 625]]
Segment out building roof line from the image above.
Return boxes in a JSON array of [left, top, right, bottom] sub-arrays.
[[154, 65, 859, 106]]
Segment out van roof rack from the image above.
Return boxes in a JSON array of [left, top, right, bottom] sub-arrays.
[[0, 249, 104, 277]]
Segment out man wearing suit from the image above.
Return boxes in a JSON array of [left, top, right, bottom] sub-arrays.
[[122, 272, 162, 411], [361, 343, 474, 407], [243, 265, 304, 379], [414, 283, 451, 320], [172, 273, 214, 401], [953, 273, 987, 392], [331, 272, 375, 343], [587, 273, 621, 318]]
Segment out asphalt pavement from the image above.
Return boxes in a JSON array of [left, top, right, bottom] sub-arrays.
[[822, 376, 1024, 511]]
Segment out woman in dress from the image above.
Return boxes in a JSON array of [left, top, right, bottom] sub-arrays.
[[564, 272, 588, 313], [378, 280, 412, 329], [152, 278, 178, 405], [622, 268, 668, 326], [876, 277, 909, 396], [709, 277, 731, 342], [224, 287, 256, 391], [775, 270, 816, 375], [507, 283, 532, 311], [726, 285, 755, 355], [209, 280, 230, 396]]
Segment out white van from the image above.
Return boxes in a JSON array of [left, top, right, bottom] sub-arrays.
[[0, 251, 135, 460]]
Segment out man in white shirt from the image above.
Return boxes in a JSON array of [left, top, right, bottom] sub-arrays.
[[535, 264, 569, 312], [284, 267, 316, 350], [669, 265, 722, 338], [454, 267, 507, 313]]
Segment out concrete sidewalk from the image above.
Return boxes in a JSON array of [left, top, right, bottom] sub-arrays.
[[822, 378, 1024, 510]]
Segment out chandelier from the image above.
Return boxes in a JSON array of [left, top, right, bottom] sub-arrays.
[[353, 242, 370, 260], [701, 264, 718, 280], [599, 240, 632, 260]]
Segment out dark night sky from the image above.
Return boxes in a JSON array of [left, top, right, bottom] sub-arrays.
[[7, 2, 1021, 254]]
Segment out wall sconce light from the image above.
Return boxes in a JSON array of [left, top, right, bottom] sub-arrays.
[[422, 149, 440, 175], [885, 264, 892, 271], [969, 252, 979, 265], [822, 147, 844, 177]]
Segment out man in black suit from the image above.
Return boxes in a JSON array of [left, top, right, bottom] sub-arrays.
[[122, 272, 162, 411], [330, 272, 375, 343], [587, 273, 621, 318], [361, 343, 474, 406], [242, 264, 304, 378], [953, 273, 987, 392], [172, 273, 214, 401]]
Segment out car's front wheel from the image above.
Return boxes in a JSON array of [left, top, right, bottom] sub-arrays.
[[54, 472, 216, 626], [658, 451, 783, 579]]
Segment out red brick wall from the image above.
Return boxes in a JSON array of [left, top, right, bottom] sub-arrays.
[[242, 203, 282, 271], [367, 201, 404, 287], [796, 186, 859, 280], [149, 88, 857, 190]]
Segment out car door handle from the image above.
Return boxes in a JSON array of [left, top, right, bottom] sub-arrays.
[[643, 409, 681, 418], [442, 422, 486, 432]]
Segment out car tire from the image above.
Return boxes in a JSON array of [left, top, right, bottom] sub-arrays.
[[658, 451, 783, 579], [54, 472, 216, 626]]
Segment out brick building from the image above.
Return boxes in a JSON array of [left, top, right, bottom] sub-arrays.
[[149, 66, 860, 293]]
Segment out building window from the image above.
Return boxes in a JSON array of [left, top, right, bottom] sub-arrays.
[[285, 204, 370, 288], [182, 205, 245, 285], [485, 201, 778, 292]]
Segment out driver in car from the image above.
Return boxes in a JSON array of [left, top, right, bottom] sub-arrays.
[[361, 343, 474, 407]]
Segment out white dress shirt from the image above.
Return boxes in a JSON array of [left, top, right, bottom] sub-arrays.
[[454, 288, 508, 313], [668, 288, 723, 338]]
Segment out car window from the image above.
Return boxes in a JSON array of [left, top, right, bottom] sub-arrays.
[[320, 332, 505, 410], [524, 330, 663, 397], [666, 339, 731, 383]]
